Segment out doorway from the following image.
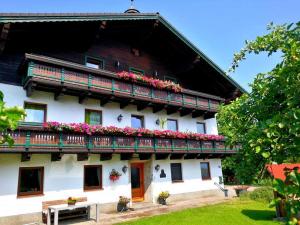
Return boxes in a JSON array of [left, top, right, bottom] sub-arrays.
[[131, 163, 144, 202]]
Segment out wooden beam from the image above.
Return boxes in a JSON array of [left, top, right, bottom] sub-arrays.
[[100, 153, 112, 161], [78, 92, 91, 104], [155, 153, 169, 160], [21, 153, 31, 162], [77, 153, 89, 161], [166, 107, 178, 115], [54, 87, 67, 101], [153, 105, 165, 113], [51, 153, 63, 161], [137, 103, 151, 111], [192, 110, 204, 118], [180, 109, 193, 117], [100, 97, 110, 107], [120, 153, 133, 161], [139, 153, 152, 160], [170, 153, 185, 160], [120, 101, 130, 109], [26, 82, 36, 97], [184, 153, 198, 160], [0, 23, 10, 54]]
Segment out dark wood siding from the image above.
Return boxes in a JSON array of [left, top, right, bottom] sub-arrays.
[[0, 53, 23, 85]]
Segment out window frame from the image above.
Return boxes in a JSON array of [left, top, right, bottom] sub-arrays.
[[200, 162, 211, 180], [129, 67, 145, 76], [84, 109, 102, 125], [131, 115, 145, 129], [196, 122, 206, 134], [167, 119, 178, 131], [170, 163, 183, 183], [24, 102, 47, 123], [83, 165, 103, 191], [17, 167, 44, 197], [85, 56, 105, 70]]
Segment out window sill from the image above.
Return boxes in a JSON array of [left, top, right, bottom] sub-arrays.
[[17, 193, 44, 199], [202, 178, 212, 181], [84, 188, 104, 192], [172, 180, 184, 183]]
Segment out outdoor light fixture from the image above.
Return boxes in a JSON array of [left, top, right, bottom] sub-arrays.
[[155, 119, 160, 125], [155, 164, 160, 171], [117, 114, 123, 122], [115, 60, 120, 68], [122, 165, 128, 174]]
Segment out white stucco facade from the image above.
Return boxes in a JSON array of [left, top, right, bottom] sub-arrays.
[[0, 83, 224, 218]]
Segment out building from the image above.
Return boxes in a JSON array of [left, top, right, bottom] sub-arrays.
[[0, 9, 244, 224]]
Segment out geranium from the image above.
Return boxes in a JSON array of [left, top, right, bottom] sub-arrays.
[[43, 122, 224, 141], [109, 169, 122, 182], [117, 71, 183, 93]]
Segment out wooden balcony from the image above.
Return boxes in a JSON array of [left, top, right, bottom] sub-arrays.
[[22, 54, 224, 118], [0, 129, 238, 157]]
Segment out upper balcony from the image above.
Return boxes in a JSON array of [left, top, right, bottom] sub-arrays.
[[21, 54, 224, 119]]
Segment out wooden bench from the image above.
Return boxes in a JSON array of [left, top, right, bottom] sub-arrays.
[[42, 197, 88, 223]]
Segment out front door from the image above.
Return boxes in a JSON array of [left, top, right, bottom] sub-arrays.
[[131, 163, 144, 202]]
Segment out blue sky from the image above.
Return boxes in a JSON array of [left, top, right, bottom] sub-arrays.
[[1, 0, 299, 91]]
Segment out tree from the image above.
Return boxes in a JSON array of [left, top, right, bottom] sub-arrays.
[[217, 22, 300, 224], [0, 91, 26, 145]]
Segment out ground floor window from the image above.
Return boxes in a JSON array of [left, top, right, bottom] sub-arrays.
[[84, 165, 102, 191], [200, 162, 211, 180], [18, 167, 44, 197], [170, 163, 183, 182]]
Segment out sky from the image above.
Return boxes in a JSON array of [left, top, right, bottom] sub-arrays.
[[1, 0, 299, 91]]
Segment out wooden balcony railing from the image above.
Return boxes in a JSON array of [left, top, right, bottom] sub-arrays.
[[23, 61, 223, 112], [0, 130, 239, 154]]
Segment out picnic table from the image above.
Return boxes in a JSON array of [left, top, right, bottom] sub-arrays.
[[47, 202, 100, 225]]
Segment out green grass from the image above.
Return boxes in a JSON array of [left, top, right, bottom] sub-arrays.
[[118, 199, 281, 225]]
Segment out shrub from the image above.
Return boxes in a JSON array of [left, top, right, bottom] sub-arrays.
[[249, 187, 274, 203]]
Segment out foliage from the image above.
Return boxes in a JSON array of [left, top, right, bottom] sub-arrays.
[[118, 200, 279, 225], [249, 187, 274, 203], [0, 91, 26, 146], [117, 71, 182, 92], [158, 191, 170, 200], [44, 122, 224, 141], [217, 22, 300, 184], [270, 168, 300, 225]]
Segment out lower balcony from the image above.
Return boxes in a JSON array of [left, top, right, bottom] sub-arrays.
[[0, 128, 238, 161]]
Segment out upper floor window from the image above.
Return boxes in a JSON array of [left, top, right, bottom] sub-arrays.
[[24, 102, 47, 123], [167, 119, 178, 131], [200, 162, 211, 180], [85, 56, 104, 69], [84, 165, 102, 191], [129, 67, 145, 76], [131, 115, 144, 129], [18, 167, 44, 197], [164, 76, 178, 84], [170, 163, 183, 182], [197, 122, 206, 134], [85, 109, 102, 125]]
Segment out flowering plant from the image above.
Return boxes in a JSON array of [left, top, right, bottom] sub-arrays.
[[118, 196, 130, 205], [67, 197, 78, 205], [117, 71, 183, 93], [43, 122, 224, 141], [109, 169, 122, 182], [158, 191, 170, 200]]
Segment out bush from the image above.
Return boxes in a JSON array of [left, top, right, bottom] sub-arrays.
[[249, 187, 274, 203]]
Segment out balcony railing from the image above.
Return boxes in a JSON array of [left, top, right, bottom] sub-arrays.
[[0, 129, 239, 154], [23, 60, 222, 112]]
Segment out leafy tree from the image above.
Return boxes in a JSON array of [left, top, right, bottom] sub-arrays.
[[0, 91, 26, 145], [218, 22, 300, 224]]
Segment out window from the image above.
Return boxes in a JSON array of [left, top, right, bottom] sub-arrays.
[[197, 122, 206, 134], [85, 109, 102, 125], [167, 119, 178, 131], [164, 76, 177, 83], [24, 102, 46, 123], [18, 167, 44, 197], [170, 163, 183, 182], [200, 162, 211, 180], [131, 115, 144, 129], [129, 67, 144, 76], [85, 56, 104, 69], [84, 165, 102, 191]]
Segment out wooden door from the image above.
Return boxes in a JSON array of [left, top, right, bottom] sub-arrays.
[[131, 163, 144, 202]]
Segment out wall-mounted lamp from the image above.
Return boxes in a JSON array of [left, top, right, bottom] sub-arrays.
[[155, 119, 160, 125], [122, 165, 128, 174], [117, 114, 123, 122], [115, 61, 120, 68], [155, 164, 160, 172], [153, 70, 159, 78]]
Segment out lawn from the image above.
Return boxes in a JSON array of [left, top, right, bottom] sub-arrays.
[[118, 199, 281, 225]]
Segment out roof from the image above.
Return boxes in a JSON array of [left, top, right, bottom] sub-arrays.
[[266, 164, 300, 181], [0, 12, 246, 94]]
